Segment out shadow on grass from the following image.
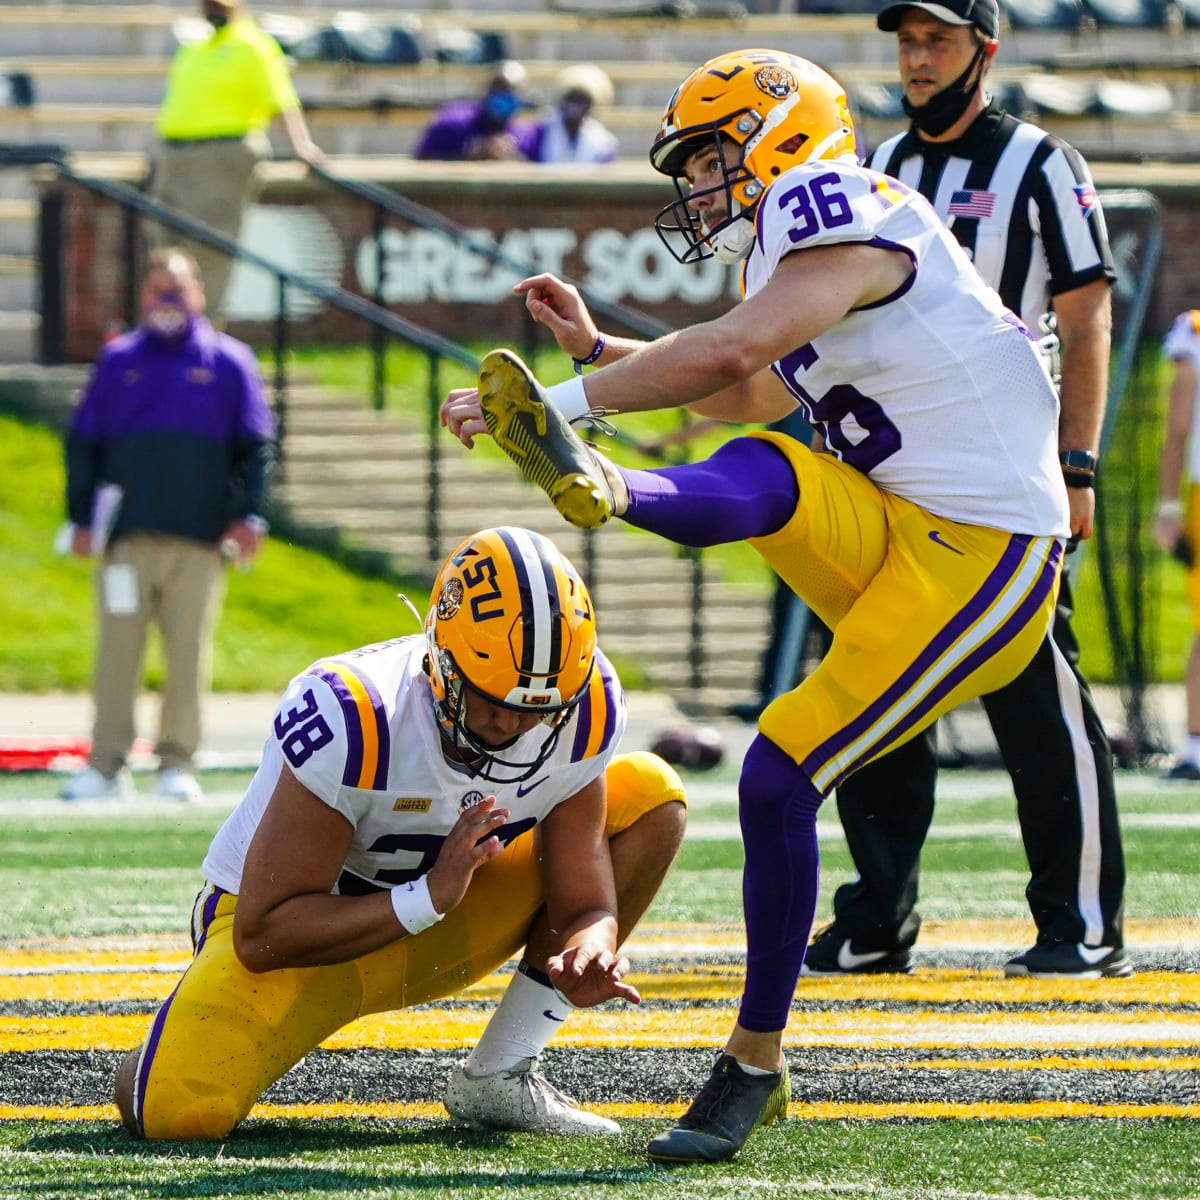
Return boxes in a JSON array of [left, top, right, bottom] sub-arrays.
[[11, 1120, 669, 1196]]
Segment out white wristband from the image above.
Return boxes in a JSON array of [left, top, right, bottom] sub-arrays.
[[1158, 499, 1184, 520], [389, 875, 444, 935], [545, 376, 591, 423]]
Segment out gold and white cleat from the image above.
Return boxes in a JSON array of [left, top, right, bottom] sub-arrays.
[[478, 348, 617, 530]]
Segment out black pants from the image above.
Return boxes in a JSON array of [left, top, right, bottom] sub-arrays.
[[831, 572, 1127, 950]]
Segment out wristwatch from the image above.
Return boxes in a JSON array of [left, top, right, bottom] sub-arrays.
[[1059, 449, 1097, 472]]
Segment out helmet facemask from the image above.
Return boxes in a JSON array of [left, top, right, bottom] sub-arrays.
[[653, 121, 762, 266], [426, 641, 590, 784]]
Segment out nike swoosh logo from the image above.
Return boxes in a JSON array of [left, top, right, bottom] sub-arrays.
[[1077, 944, 1114, 965], [928, 530, 965, 555], [542, 1009, 566, 1022], [516, 776, 549, 797], [837, 940, 888, 970]]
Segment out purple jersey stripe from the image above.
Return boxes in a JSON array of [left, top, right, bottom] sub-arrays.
[[312, 665, 390, 790], [593, 654, 619, 755], [801, 533, 1046, 783], [570, 651, 619, 760]]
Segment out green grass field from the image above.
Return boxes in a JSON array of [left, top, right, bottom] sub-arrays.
[[0, 766, 1197, 1199]]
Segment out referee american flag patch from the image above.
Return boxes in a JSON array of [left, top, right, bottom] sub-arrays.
[[948, 189, 995, 218], [1073, 183, 1099, 214]]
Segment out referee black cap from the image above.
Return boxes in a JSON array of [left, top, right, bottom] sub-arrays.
[[876, 0, 999, 38]]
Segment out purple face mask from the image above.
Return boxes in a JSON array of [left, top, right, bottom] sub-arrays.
[[143, 295, 195, 343]]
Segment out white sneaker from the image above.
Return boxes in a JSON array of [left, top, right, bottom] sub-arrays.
[[156, 767, 203, 801], [444, 1056, 619, 1136], [60, 766, 134, 801]]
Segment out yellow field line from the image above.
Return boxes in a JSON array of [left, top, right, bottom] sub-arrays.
[[2, 916, 1197, 969], [3, 1099, 1199, 1124], [5, 1007, 1199, 1052], [4, 965, 1199, 1005]]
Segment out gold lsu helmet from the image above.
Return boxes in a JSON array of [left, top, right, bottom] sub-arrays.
[[650, 49, 857, 264], [424, 525, 596, 781]]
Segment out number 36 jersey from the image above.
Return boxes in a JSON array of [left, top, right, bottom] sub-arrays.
[[202, 634, 626, 896], [743, 160, 1070, 540]]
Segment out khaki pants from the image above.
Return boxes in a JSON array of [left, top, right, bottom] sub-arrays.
[[89, 535, 226, 776], [149, 132, 269, 311]]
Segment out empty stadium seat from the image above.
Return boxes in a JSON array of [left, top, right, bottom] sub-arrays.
[[1174, 0, 1200, 25], [1081, 0, 1170, 25], [424, 28, 508, 66], [1094, 78, 1173, 118], [1020, 72, 1097, 117], [849, 81, 905, 120], [998, 0, 1086, 30]]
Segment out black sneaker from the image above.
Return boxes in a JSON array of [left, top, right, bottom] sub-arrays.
[[646, 1053, 789, 1164], [1004, 942, 1133, 978], [1164, 759, 1200, 782], [799, 923, 913, 976]]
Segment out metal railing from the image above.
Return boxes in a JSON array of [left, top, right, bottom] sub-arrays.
[[22, 146, 717, 691]]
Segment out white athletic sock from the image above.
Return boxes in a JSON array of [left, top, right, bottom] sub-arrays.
[[732, 1057, 777, 1077], [1186, 733, 1200, 765], [463, 961, 576, 1077]]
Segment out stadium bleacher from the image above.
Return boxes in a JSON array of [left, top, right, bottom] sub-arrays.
[[1, 0, 1200, 364]]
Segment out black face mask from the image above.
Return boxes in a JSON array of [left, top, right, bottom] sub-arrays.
[[903, 43, 986, 138], [205, 10, 230, 29]]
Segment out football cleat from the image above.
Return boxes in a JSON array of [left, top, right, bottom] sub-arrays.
[[799, 922, 913, 976], [647, 1052, 790, 1163], [1004, 942, 1133, 979], [477, 349, 617, 530], [444, 1056, 620, 1136]]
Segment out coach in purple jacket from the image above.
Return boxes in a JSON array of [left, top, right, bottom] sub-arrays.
[[61, 247, 275, 803]]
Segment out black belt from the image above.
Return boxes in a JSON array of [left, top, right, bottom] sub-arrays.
[[161, 135, 246, 145]]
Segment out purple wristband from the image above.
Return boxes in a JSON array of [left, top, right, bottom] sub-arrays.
[[572, 334, 605, 375]]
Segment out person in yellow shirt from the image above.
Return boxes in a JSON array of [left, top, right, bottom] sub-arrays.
[[151, 0, 323, 312]]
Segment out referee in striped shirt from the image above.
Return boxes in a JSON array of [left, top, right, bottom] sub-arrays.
[[804, 0, 1129, 979]]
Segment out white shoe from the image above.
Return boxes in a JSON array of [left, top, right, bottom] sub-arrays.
[[156, 767, 203, 801], [444, 1056, 619, 1136], [60, 766, 134, 801]]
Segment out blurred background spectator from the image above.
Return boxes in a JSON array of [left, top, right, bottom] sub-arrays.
[[517, 65, 619, 165], [151, 0, 323, 316], [414, 60, 532, 161]]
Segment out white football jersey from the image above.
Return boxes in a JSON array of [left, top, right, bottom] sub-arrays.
[[202, 635, 626, 895], [1164, 310, 1200, 480], [742, 159, 1069, 538]]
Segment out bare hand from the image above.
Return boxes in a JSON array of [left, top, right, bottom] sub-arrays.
[[426, 796, 510, 915], [441, 386, 489, 449], [1154, 510, 1183, 552], [70, 527, 94, 557], [220, 519, 265, 565], [548, 944, 641, 1009], [1067, 485, 1095, 542], [515, 274, 598, 360]]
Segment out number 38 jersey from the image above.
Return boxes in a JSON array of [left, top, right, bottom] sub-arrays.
[[202, 634, 626, 896], [743, 159, 1069, 539]]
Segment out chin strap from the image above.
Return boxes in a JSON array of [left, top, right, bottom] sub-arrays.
[[714, 218, 756, 264]]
